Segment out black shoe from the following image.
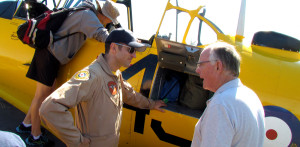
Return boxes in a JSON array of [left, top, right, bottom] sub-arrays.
[[16, 123, 31, 134], [25, 134, 48, 146]]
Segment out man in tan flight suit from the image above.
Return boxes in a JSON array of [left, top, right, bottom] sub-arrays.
[[39, 28, 166, 146]]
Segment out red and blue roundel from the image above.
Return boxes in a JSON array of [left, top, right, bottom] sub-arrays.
[[263, 106, 299, 147]]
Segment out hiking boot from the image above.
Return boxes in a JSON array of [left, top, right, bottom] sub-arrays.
[[25, 134, 48, 146], [16, 123, 31, 134]]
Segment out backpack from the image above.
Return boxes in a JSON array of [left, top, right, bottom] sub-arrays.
[[17, 7, 88, 50], [26, 1, 51, 19], [179, 75, 210, 110]]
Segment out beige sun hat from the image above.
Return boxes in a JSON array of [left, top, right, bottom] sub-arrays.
[[97, 0, 120, 24]]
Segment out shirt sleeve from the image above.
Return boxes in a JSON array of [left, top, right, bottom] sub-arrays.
[[121, 79, 155, 109], [198, 104, 234, 147], [39, 69, 97, 146], [80, 10, 109, 42]]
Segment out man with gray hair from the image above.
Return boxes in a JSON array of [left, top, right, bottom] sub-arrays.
[[191, 42, 265, 147]]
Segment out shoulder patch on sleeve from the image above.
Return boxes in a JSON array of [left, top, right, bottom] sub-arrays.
[[74, 70, 90, 81]]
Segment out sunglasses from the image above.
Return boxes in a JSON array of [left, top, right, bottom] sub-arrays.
[[114, 43, 135, 54]]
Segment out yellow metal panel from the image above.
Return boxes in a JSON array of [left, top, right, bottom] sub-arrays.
[[130, 110, 198, 147], [252, 45, 300, 61]]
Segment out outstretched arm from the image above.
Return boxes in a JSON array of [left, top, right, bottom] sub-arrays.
[[152, 100, 167, 112], [121, 78, 166, 111]]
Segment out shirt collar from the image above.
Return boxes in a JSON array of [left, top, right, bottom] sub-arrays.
[[215, 78, 241, 94], [207, 78, 242, 105], [96, 54, 121, 77]]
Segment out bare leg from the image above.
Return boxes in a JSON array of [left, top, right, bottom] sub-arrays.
[[24, 80, 56, 136], [23, 105, 32, 124]]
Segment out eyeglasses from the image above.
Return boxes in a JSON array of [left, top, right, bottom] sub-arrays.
[[114, 43, 135, 54], [196, 60, 217, 68]]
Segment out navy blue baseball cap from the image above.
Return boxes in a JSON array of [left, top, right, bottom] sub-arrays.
[[105, 28, 147, 52]]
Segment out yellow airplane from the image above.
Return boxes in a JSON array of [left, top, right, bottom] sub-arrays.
[[0, 0, 299, 146]]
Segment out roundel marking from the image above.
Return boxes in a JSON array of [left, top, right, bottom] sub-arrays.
[[263, 106, 300, 147], [264, 116, 292, 146], [266, 129, 277, 140]]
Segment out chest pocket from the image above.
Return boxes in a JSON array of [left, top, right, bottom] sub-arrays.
[[103, 78, 122, 107]]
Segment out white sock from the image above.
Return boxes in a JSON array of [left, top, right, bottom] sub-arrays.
[[22, 122, 32, 127], [33, 134, 41, 140]]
